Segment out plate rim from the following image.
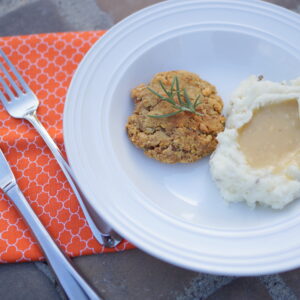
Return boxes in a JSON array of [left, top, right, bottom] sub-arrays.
[[64, 0, 300, 275]]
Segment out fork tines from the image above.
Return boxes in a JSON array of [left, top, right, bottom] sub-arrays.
[[0, 49, 30, 100]]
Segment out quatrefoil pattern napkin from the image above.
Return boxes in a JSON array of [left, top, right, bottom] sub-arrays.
[[0, 31, 134, 263]]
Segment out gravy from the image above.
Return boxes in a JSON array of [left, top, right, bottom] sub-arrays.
[[238, 100, 300, 173]]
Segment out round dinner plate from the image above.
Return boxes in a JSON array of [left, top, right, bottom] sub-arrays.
[[64, 0, 300, 275]]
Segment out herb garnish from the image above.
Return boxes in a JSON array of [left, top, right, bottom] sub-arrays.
[[147, 76, 203, 118]]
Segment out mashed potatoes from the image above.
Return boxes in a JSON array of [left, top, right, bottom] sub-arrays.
[[210, 76, 300, 209]]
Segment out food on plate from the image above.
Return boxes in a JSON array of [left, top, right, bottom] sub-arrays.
[[126, 70, 225, 163], [210, 76, 300, 209]]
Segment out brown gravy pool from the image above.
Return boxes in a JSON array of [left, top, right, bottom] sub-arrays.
[[238, 100, 300, 173]]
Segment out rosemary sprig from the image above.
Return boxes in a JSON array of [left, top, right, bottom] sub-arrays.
[[147, 76, 203, 118]]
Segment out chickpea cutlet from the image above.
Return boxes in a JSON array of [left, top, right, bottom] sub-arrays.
[[126, 71, 225, 164]]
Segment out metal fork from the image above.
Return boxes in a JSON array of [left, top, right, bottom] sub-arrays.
[[0, 49, 121, 247]]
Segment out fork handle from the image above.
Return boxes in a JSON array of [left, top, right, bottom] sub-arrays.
[[6, 184, 101, 300], [25, 112, 122, 247]]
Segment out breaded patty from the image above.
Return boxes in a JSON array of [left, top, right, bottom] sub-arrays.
[[126, 71, 225, 163]]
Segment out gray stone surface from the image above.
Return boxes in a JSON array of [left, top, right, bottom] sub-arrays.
[[0, 0, 300, 299], [260, 275, 298, 300], [0, 261, 60, 299], [52, 0, 113, 30], [0, 0, 69, 36], [73, 249, 197, 300], [177, 274, 236, 300], [264, 0, 299, 9], [207, 277, 272, 300], [281, 269, 300, 298], [96, 0, 162, 23], [0, 0, 112, 37], [34, 262, 66, 299]]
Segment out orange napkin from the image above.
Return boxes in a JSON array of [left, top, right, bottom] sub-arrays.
[[0, 31, 134, 263]]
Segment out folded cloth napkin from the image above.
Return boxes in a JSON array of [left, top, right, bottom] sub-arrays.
[[0, 31, 134, 263]]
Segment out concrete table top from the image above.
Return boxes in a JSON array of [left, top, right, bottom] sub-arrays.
[[0, 0, 300, 299]]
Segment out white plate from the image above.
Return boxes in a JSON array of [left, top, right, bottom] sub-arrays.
[[64, 0, 300, 275]]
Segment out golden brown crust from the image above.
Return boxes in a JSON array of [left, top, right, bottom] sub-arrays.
[[126, 70, 225, 163]]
